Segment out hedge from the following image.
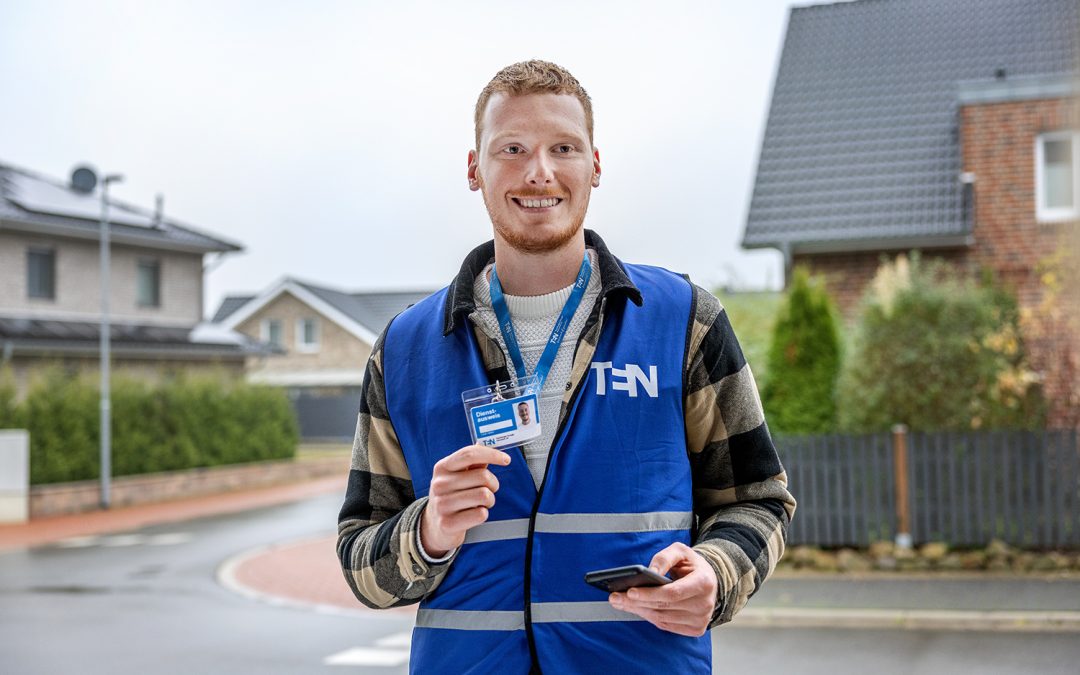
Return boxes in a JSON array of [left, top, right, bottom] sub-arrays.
[[1, 369, 298, 485]]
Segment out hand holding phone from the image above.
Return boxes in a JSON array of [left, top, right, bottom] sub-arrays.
[[584, 564, 672, 593]]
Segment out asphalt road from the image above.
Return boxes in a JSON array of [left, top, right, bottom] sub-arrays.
[[2, 492, 1078, 674]]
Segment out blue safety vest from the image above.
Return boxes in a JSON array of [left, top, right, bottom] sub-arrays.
[[382, 263, 712, 674]]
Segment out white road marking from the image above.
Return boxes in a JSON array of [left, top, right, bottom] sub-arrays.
[[145, 532, 194, 546], [100, 534, 146, 547], [323, 647, 410, 667], [55, 536, 101, 548], [374, 631, 412, 648]]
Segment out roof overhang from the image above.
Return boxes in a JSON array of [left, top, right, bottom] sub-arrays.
[[220, 278, 379, 346], [957, 73, 1079, 106], [0, 217, 243, 255], [744, 233, 975, 256]]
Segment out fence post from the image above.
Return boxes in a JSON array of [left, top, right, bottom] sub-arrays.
[[892, 424, 912, 549]]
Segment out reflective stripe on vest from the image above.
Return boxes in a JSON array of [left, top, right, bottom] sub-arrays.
[[463, 511, 693, 544]]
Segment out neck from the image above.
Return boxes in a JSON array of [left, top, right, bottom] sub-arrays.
[[492, 234, 587, 296]]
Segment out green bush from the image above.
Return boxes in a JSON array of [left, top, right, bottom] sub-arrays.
[[0, 367, 17, 428], [17, 370, 298, 485], [761, 268, 843, 433], [837, 254, 1045, 432]]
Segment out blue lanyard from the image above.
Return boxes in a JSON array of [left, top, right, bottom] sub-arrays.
[[490, 253, 591, 390]]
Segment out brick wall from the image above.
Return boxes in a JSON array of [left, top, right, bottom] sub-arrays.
[[0, 230, 204, 325], [961, 96, 1079, 428]]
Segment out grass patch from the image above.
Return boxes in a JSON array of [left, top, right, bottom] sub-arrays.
[[714, 289, 782, 388]]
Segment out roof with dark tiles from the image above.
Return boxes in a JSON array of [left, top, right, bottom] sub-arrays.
[[742, 0, 1079, 254], [0, 161, 242, 254], [212, 280, 432, 341]]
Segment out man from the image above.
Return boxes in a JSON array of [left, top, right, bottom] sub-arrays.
[[516, 401, 532, 426], [337, 60, 795, 673]]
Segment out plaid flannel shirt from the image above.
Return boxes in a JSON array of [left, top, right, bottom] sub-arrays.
[[337, 231, 796, 627]]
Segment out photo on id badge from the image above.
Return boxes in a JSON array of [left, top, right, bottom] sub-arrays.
[[462, 377, 542, 449]]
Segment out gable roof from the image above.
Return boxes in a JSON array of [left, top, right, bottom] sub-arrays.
[[0, 161, 242, 254], [742, 0, 1080, 255], [214, 278, 433, 344]]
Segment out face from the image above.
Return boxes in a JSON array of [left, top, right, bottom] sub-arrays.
[[468, 92, 601, 254], [517, 402, 531, 424]]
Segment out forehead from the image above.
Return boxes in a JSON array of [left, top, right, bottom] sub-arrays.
[[480, 92, 589, 144]]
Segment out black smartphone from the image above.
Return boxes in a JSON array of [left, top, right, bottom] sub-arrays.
[[584, 564, 672, 593]]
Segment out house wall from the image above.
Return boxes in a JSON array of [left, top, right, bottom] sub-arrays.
[[235, 291, 372, 375], [961, 95, 1080, 428], [4, 355, 245, 400], [0, 230, 204, 325]]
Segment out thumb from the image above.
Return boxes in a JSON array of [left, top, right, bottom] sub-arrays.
[[648, 542, 689, 576]]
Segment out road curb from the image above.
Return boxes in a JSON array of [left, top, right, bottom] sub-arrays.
[[734, 607, 1080, 632]]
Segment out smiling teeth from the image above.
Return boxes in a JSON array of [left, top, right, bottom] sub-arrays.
[[520, 198, 560, 208]]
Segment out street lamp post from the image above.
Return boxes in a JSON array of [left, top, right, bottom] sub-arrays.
[[99, 173, 123, 510]]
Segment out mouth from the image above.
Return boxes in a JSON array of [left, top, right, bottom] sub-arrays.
[[512, 196, 563, 209]]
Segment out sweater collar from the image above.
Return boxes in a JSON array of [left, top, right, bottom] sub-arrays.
[[442, 229, 642, 336]]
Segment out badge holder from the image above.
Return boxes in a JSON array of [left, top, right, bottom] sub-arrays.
[[462, 376, 542, 449]]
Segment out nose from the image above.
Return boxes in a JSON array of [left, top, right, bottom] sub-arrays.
[[525, 151, 554, 185]]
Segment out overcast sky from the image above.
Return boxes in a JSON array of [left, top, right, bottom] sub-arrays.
[[0, 0, 798, 318]]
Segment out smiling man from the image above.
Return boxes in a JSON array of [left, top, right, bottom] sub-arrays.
[[337, 60, 795, 674]]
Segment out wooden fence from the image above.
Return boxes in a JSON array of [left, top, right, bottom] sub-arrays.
[[780, 429, 1080, 548]]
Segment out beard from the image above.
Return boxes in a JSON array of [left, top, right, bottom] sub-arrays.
[[478, 174, 590, 254]]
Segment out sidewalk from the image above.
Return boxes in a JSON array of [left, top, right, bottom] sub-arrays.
[[0, 474, 346, 552]]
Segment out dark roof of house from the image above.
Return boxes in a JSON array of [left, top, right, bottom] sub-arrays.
[[0, 161, 242, 254], [212, 279, 433, 339], [0, 317, 274, 358], [211, 295, 255, 323], [742, 0, 1080, 254]]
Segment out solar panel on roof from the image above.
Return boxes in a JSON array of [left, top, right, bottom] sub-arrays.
[[5, 171, 156, 228]]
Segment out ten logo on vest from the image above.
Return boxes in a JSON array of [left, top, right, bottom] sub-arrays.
[[590, 362, 659, 398]]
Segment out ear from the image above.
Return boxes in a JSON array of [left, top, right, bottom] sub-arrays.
[[467, 149, 481, 191], [592, 147, 601, 188]]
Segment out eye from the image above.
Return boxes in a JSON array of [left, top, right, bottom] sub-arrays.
[[503, 145, 524, 155], [555, 144, 574, 153]]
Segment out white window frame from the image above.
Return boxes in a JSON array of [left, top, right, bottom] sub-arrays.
[[1035, 131, 1080, 223], [260, 318, 282, 348], [136, 258, 161, 308], [296, 317, 320, 353]]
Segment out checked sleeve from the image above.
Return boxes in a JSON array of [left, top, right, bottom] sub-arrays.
[[683, 286, 797, 627], [336, 330, 455, 608]]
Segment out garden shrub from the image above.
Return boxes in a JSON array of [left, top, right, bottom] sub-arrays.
[[837, 253, 1045, 432], [761, 268, 843, 433]]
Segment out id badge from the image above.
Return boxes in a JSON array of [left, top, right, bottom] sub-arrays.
[[461, 376, 542, 449]]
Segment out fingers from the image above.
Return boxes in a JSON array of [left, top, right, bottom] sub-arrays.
[[430, 466, 500, 499], [435, 445, 511, 473]]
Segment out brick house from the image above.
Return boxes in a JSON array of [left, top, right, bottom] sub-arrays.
[[742, 0, 1079, 425], [0, 161, 266, 396], [213, 279, 431, 440]]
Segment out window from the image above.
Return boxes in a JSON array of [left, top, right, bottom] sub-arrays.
[[261, 318, 283, 348], [136, 259, 161, 307], [297, 317, 319, 352], [27, 247, 55, 299], [1036, 132, 1080, 223]]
